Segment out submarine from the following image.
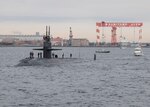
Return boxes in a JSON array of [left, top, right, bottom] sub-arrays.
[[17, 26, 77, 66], [33, 26, 62, 58]]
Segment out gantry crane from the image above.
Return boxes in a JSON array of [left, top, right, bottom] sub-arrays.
[[96, 21, 143, 45]]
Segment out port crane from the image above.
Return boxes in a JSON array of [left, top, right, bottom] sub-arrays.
[[96, 21, 143, 45]]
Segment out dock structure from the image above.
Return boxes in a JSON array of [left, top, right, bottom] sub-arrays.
[[33, 26, 61, 58]]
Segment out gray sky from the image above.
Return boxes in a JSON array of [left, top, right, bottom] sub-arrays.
[[0, 0, 150, 42]]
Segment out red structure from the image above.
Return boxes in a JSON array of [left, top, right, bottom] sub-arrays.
[[111, 27, 117, 45], [96, 21, 143, 45]]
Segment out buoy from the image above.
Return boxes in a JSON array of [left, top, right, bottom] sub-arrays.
[[94, 54, 96, 60]]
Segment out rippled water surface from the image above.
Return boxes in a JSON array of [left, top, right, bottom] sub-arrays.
[[0, 47, 150, 107]]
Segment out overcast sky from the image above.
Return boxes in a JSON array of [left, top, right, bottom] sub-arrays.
[[0, 0, 150, 42]]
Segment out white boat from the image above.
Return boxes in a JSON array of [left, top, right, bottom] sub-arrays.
[[134, 47, 143, 56], [133, 29, 143, 56]]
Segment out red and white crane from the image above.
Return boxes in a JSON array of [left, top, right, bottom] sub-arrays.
[[96, 21, 143, 45]]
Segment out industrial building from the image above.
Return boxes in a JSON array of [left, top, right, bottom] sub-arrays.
[[68, 27, 89, 47], [51, 37, 63, 46], [71, 39, 89, 47]]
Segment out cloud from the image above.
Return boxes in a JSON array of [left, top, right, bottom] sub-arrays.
[[0, 0, 150, 21], [0, 0, 150, 42]]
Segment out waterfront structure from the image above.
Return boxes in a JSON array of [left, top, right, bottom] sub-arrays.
[[36, 32, 40, 36], [68, 27, 89, 47], [69, 27, 73, 46], [71, 38, 89, 47], [96, 21, 143, 45], [63, 39, 69, 46], [51, 37, 63, 46]]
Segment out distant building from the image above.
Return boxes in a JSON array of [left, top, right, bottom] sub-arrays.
[[51, 37, 63, 46], [68, 27, 89, 47], [1, 38, 16, 44], [63, 39, 69, 46], [36, 32, 40, 36], [71, 39, 89, 46]]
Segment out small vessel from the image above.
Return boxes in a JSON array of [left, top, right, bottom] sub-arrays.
[[95, 49, 110, 53], [133, 29, 143, 56], [134, 47, 143, 56]]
